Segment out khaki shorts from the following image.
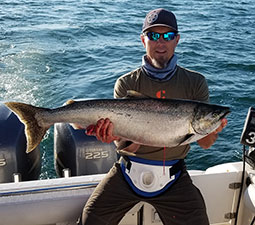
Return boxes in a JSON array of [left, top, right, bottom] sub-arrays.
[[78, 163, 209, 225]]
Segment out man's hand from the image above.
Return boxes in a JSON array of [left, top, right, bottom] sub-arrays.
[[197, 118, 228, 149], [85, 118, 140, 153], [86, 118, 120, 143]]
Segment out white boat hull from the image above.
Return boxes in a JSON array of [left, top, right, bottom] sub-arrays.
[[1, 162, 255, 225]]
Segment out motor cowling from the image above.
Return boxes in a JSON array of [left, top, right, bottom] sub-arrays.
[[0, 103, 41, 183], [54, 123, 118, 177]]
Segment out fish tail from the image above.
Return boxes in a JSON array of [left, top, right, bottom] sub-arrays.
[[5, 102, 49, 153]]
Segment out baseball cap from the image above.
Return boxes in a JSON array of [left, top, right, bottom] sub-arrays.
[[142, 8, 178, 33]]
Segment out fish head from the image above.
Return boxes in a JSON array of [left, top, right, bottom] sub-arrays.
[[191, 103, 230, 135]]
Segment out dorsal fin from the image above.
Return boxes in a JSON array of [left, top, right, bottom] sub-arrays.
[[125, 90, 149, 99], [64, 99, 76, 105]]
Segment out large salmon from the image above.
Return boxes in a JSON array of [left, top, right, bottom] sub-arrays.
[[5, 98, 230, 153]]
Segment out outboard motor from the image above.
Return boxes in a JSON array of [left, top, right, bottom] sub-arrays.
[[240, 107, 255, 216], [0, 103, 41, 183], [54, 123, 118, 177], [240, 107, 255, 168]]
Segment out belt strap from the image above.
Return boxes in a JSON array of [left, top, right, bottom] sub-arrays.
[[170, 159, 184, 176], [122, 155, 132, 171], [121, 156, 184, 176]]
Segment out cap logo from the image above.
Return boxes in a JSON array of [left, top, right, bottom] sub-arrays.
[[147, 11, 158, 24]]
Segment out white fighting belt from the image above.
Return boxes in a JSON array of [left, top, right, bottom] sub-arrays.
[[120, 157, 181, 197]]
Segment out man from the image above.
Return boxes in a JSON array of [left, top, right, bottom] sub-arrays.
[[78, 8, 227, 225]]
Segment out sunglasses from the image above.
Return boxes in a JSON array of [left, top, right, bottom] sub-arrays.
[[145, 31, 177, 41]]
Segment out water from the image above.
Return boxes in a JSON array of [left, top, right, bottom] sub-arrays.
[[1, 0, 255, 179]]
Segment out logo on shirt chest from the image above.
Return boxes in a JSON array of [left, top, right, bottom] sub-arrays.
[[156, 90, 166, 99]]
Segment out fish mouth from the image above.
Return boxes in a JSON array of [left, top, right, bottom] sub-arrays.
[[220, 108, 231, 120], [192, 106, 231, 136]]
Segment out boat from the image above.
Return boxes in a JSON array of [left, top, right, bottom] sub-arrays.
[[0, 102, 255, 225]]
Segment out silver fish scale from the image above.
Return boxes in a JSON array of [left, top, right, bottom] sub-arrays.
[[6, 98, 229, 152]]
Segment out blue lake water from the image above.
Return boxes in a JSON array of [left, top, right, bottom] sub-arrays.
[[1, 0, 255, 178]]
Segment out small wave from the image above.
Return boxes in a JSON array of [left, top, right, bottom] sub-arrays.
[[222, 63, 255, 72]]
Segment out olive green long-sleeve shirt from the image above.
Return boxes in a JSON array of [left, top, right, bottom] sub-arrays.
[[113, 66, 209, 161]]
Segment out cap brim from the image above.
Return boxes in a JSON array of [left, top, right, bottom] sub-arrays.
[[142, 24, 178, 33]]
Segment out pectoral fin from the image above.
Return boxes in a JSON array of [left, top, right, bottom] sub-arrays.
[[178, 133, 195, 146]]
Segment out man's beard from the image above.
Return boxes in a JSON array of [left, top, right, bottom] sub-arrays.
[[151, 56, 168, 69]]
